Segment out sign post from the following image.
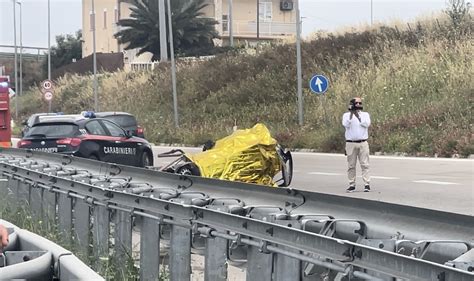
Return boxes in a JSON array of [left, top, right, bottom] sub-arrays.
[[40, 79, 54, 112], [309, 74, 330, 124]]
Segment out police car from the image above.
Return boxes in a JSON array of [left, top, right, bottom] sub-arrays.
[[17, 114, 154, 167]]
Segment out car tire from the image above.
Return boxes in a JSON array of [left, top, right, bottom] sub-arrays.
[[140, 152, 152, 167], [176, 163, 201, 176], [89, 154, 98, 161]]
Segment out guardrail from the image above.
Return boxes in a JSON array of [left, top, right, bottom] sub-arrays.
[[0, 148, 473, 280], [0, 218, 103, 280]]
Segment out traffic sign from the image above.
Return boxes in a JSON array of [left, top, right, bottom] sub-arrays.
[[41, 80, 53, 90], [309, 74, 329, 94], [44, 91, 53, 101]]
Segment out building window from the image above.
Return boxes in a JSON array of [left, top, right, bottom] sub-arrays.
[[222, 14, 228, 32], [89, 11, 95, 31], [259, 1, 272, 22], [114, 7, 119, 24], [103, 9, 107, 29]]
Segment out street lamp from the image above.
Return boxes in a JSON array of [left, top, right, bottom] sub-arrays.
[[16, 0, 23, 104], [296, 0, 303, 126], [12, 0, 18, 119]]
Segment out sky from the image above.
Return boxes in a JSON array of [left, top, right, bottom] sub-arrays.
[[0, 0, 450, 54]]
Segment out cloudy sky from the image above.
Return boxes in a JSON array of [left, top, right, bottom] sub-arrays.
[[0, 0, 448, 53]]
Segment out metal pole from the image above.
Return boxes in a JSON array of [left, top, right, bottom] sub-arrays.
[[167, 0, 178, 128], [229, 0, 233, 47], [371, 0, 373, 26], [13, 0, 18, 119], [48, 0, 51, 112], [18, 1, 23, 105], [296, 0, 303, 126], [158, 0, 168, 62], [92, 0, 98, 111], [257, 0, 260, 39]]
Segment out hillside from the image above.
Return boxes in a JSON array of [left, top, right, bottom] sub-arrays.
[[15, 17, 473, 157]]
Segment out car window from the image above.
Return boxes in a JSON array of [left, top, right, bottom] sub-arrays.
[[85, 120, 107, 135], [25, 123, 79, 138], [103, 115, 137, 127], [101, 120, 126, 137], [27, 115, 37, 127]]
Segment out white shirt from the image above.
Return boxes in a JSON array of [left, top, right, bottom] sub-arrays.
[[342, 111, 371, 141]]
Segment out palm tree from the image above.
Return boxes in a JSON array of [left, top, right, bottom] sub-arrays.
[[115, 0, 219, 60]]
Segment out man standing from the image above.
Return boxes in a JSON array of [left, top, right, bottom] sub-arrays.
[[342, 97, 371, 192]]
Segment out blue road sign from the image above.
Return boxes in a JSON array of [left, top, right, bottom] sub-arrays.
[[309, 74, 329, 94]]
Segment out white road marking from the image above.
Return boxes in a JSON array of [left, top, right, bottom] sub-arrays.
[[413, 180, 460, 185], [370, 176, 399, 180], [308, 172, 343, 176]]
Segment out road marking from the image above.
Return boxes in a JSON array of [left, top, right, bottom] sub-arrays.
[[370, 176, 399, 180], [309, 172, 343, 176], [413, 180, 460, 185]]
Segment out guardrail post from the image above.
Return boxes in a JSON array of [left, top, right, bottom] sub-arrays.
[[114, 208, 133, 277], [0, 178, 10, 201], [29, 184, 43, 221], [43, 190, 56, 230], [140, 216, 161, 281], [74, 199, 90, 260], [58, 193, 72, 243], [274, 220, 301, 281], [17, 179, 29, 206], [170, 224, 191, 281], [204, 231, 228, 281], [93, 204, 110, 273]]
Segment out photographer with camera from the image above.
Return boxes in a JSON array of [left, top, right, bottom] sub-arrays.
[[342, 97, 371, 192]]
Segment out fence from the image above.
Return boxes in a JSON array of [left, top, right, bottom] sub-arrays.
[[0, 148, 473, 280]]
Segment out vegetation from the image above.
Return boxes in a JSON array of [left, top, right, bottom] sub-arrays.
[[13, 15, 473, 157], [41, 30, 83, 74], [115, 0, 219, 59]]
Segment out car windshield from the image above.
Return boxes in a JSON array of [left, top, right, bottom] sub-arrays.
[[25, 123, 79, 138], [103, 115, 137, 127]]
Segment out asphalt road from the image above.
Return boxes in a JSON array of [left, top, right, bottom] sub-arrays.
[[152, 146, 474, 216]]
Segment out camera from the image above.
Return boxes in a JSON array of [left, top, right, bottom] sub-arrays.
[[348, 99, 363, 111]]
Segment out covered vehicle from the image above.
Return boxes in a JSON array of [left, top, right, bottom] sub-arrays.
[[17, 114, 153, 167], [159, 123, 293, 187]]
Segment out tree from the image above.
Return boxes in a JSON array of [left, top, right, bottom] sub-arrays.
[[114, 0, 219, 60], [42, 30, 83, 74], [445, 0, 471, 28]]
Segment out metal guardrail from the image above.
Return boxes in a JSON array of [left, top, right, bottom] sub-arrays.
[[0, 219, 103, 280], [0, 148, 473, 280]]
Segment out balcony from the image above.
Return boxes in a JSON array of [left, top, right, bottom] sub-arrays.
[[221, 20, 296, 38]]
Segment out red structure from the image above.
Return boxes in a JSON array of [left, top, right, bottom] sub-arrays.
[[0, 76, 11, 148]]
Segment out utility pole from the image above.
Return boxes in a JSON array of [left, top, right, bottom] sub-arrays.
[[13, 0, 18, 119], [48, 0, 51, 112], [256, 0, 260, 39], [18, 0, 23, 105], [296, 0, 303, 126], [371, 0, 373, 26], [158, 0, 168, 61], [229, 0, 233, 47], [166, 0, 178, 128], [92, 0, 98, 111]]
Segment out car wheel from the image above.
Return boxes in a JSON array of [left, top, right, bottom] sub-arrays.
[[176, 163, 200, 176], [140, 152, 152, 167]]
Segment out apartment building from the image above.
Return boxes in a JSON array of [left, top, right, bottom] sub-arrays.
[[82, 0, 296, 62]]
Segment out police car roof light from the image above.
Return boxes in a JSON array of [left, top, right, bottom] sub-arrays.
[[81, 111, 96, 118]]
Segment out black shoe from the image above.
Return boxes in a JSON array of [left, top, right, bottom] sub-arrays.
[[364, 185, 370, 192], [346, 186, 356, 193]]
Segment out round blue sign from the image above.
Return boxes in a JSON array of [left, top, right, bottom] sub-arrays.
[[309, 75, 329, 94]]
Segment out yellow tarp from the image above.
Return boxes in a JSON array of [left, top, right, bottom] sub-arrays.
[[188, 123, 281, 186]]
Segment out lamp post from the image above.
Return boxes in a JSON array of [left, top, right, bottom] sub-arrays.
[[17, 0, 23, 104], [166, 0, 178, 128], [91, 0, 98, 111], [371, 0, 373, 26], [296, 0, 303, 126], [48, 0, 51, 112], [12, 0, 18, 119]]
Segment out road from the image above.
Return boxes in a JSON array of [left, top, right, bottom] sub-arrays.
[[152, 146, 474, 216]]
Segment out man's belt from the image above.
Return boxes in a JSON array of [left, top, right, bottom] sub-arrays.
[[346, 139, 367, 143]]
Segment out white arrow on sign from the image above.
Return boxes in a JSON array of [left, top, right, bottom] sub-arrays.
[[44, 91, 53, 101], [315, 77, 323, 92]]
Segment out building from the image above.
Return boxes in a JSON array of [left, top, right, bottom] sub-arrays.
[[82, 0, 296, 64]]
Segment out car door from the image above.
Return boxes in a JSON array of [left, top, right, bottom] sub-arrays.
[[100, 119, 139, 165], [83, 120, 113, 162]]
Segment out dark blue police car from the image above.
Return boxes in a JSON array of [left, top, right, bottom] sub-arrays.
[[17, 114, 154, 167]]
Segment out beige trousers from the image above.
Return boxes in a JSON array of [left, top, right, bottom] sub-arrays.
[[345, 141, 370, 186]]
